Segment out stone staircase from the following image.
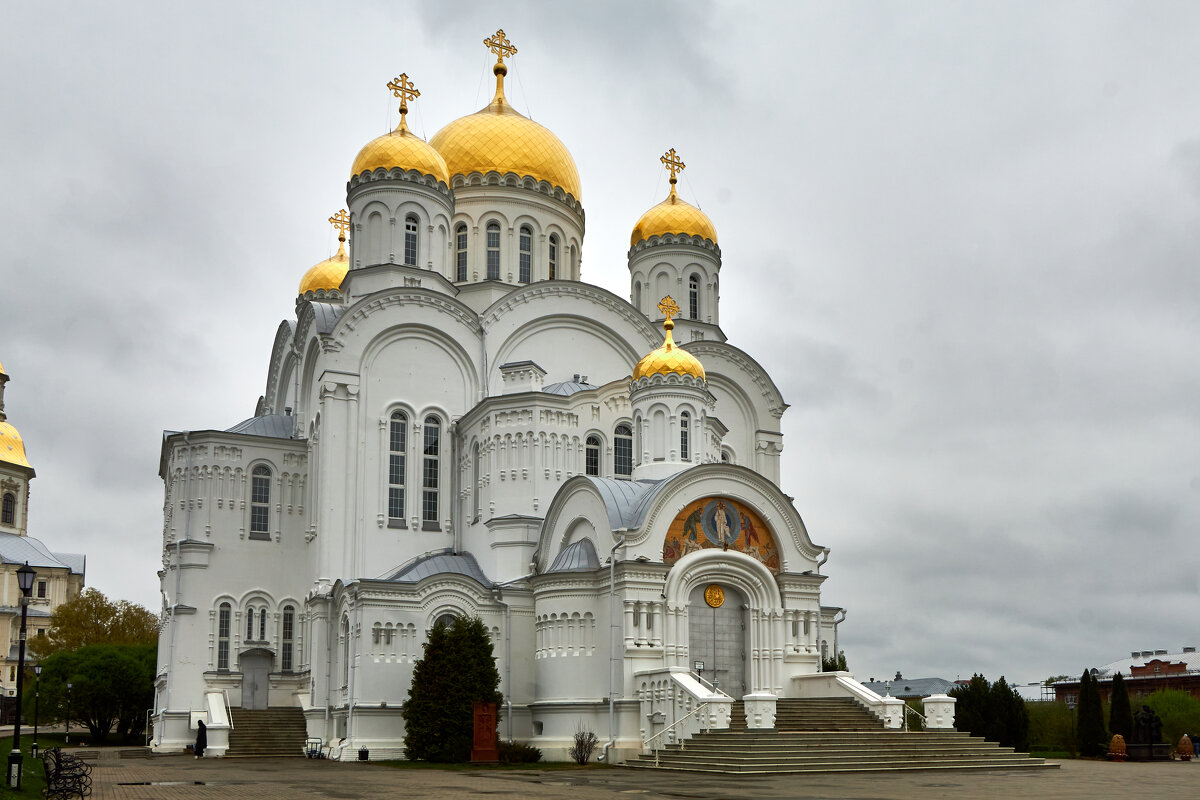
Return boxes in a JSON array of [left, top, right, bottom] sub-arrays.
[[226, 707, 308, 758], [629, 697, 1053, 773]]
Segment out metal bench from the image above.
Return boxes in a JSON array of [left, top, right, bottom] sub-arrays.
[[40, 748, 93, 799]]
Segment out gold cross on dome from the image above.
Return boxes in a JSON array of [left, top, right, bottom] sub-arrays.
[[329, 209, 350, 240], [484, 29, 518, 65], [387, 73, 420, 117], [658, 296, 680, 321], [660, 148, 686, 185]]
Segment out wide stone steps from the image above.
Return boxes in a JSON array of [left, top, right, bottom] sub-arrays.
[[629, 698, 1051, 773], [227, 707, 308, 757]]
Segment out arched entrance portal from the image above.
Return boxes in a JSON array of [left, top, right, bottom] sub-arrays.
[[239, 650, 272, 709], [688, 583, 746, 698]]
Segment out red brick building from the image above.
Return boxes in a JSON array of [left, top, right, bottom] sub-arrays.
[[1053, 648, 1200, 704]]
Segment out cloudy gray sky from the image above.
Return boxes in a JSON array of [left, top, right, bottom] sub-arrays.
[[2, 0, 1197, 686]]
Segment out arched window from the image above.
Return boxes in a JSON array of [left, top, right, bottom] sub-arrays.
[[434, 612, 457, 630], [259, 608, 267, 641], [341, 616, 350, 687], [1, 493, 14, 525], [680, 411, 690, 461], [486, 222, 501, 280], [422, 416, 440, 526], [404, 215, 419, 266], [246, 607, 256, 640], [585, 436, 600, 476], [217, 603, 231, 670], [518, 225, 532, 283], [633, 281, 641, 312], [614, 425, 632, 477], [720, 450, 731, 463], [472, 441, 481, 520], [250, 465, 271, 539], [372, 623, 382, 645], [548, 234, 558, 280], [388, 411, 407, 523], [281, 605, 295, 672], [455, 224, 468, 281], [689, 274, 700, 319]]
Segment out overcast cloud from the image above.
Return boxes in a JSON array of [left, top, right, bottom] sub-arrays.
[[1, 0, 1196, 686]]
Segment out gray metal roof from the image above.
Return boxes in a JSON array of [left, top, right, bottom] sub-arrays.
[[386, 550, 490, 586], [542, 380, 598, 396], [584, 476, 677, 530], [547, 538, 600, 573], [862, 677, 956, 698], [54, 552, 86, 575], [225, 414, 295, 439], [311, 302, 345, 334], [0, 533, 81, 572], [1097, 650, 1200, 676]]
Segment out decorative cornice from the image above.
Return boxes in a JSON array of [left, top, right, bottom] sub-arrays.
[[480, 281, 660, 350], [685, 340, 788, 419], [451, 171, 585, 226], [262, 320, 298, 415], [628, 233, 722, 260], [340, 288, 483, 339], [347, 168, 452, 200]]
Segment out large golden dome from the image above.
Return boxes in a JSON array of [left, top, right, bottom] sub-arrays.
[[430, 64, 581, 200], [634, 313, 706, 382], [631, 186, 718, 247], [0, 421, 31, 470]]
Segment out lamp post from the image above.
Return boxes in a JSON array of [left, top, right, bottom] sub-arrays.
[[31, 665, 41, 760], [65, 682, 72, 746], [1066, 696, 1077, 757], [8, 562, 35, 789]]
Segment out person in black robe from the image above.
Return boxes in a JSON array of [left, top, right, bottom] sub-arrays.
[[195, 720, 207, 758]]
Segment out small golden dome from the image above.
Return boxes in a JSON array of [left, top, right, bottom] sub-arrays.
[[633, 305, 706, 382], [430, 62, 581, 200], [299, 211, 350, 296], [0, 421, 31, 470], [631, 186, 718, 247], [351, 73, 450, 183]]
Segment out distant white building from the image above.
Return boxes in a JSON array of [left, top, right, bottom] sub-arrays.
[[0, 361, 86, 699], [151, 32, 865, 761]]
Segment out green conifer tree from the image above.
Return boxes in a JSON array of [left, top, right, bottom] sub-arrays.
[[402, 616, 503, 762], [1076, 669, 1107, 756], [1108, 672, 1133, 741], [989, 676, 1030, 751]]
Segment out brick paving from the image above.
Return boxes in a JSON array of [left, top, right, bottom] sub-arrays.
[[82, 754, 1198, 800]]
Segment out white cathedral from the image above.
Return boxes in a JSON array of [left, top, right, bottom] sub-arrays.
[[152, 32, 862, 761]]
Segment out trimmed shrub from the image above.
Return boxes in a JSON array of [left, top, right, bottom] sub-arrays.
[[497, 740, 543, 763]]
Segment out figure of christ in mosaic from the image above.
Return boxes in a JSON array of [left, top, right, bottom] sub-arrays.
[[662, 497, 781, 573]]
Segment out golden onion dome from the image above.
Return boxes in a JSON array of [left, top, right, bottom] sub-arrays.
[[429, 60, 581, 200], [0, 421, 31, 470], [631, 148, 717, 246], [299, 211, 351, 296], [351, 73, 451, 184], [633, 304, 706, 382]]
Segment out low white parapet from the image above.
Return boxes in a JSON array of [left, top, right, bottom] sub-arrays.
[[879, 696, 905, 730], [922, 694, 956, 729], [791, 671, 896, 726], [637, 666, 732, 753], [202, 691, 232, 757], [742, 693, 777, 729]]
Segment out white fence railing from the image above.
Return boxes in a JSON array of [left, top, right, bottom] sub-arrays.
[[637, 667, 732, 753]]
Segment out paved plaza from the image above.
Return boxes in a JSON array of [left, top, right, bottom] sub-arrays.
[[71, 753, 1197, 800]]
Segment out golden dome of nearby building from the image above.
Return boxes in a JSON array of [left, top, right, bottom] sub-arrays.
[[430, 33, 581, 200], [351, 74, 451, 184], [633, 299, 706, 382], [0, 421, 31, 470], [631, 148, 718, 246], [299, 211, 351, 296]]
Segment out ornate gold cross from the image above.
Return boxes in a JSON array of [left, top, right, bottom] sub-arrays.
[[484, 29, 518, 65], [660, 148, 686, 185], [658, 296, 680, 321], [329, 209, 351, 241], [387, 73, 420, 117]]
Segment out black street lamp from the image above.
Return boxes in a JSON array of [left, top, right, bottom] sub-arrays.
[[31, 665, 41, 760], [65, 682, 72, 746], [7, 562, 35, 789]]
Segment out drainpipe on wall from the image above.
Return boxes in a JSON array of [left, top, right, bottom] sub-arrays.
[[832, 609, 847, 669], [815, 548, 829, 672], [599, 532, 626, 763]]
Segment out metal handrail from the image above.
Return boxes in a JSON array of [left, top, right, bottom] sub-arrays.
[[642, 702, 711, 767], [903, 703, 926, 732]]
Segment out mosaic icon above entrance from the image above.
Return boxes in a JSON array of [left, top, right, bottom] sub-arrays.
[[663, 497, 781, 573]]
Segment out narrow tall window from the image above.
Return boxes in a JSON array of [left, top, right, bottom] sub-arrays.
[[388, 411, 407, 522], [36, 580, 47, 599], [680, 411, 690, 461], [585, 436, 600, 476], [422, 416, 440, 525], [246, 608, 255, 640], [404, 215, 419, 266], [341, 616, 350, 686], [250, 465, 271, 538], [486, 222, 501, 279], [282, 605, 295, 672], [689, 274, 700, 319], [548, 234, 558, 279], [455, 224, 468, 281], [259, 608, 267, 641], [472, 441, 481, 520], [1, 493, 13, 525], [519, 225, 532, 283], [614, 425, 633, 477], [218, 603, 231, 670]]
